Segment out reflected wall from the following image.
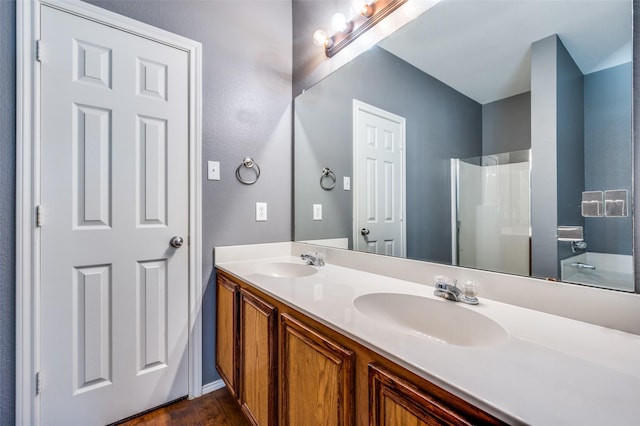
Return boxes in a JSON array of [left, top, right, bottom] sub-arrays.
[[294, 19, 633, 290], [295, 46, 481, 262]]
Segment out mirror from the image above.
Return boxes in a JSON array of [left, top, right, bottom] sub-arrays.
[[294, 0, 635, 292]]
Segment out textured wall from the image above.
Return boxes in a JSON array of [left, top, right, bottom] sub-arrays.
[[584, 63, 633, 255], [556, 38, 585, 265], [634, 0, 640, 293], [530, 35, 587, 278], [482, 92, 531, 156], [82, 0, 293, 386], [294, 47, 481, 263], [0, 1, 16, 424], [530, 35, 560, 279], [0, 0, 291, 389], [2, 0, 639, 419], [292, 0, 353, 96]]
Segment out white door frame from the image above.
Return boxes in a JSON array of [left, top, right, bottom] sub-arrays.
[[16, 1, 203, 424], [352, 99, 406, 256]]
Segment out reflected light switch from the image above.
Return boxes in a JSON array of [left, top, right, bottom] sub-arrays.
[[207, 161, 220, 181], [313, 204, 322, 221], [343, 176, 351, 191]]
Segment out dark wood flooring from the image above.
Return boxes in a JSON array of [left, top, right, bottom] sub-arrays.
[[117, 387, 250, 426]]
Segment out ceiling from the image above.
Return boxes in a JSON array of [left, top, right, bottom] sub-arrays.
[[378, 0, 632, 105]]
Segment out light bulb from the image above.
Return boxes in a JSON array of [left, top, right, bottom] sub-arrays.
[[331, 13, 348, 32], [352, 0, 374, 17], [312, 29, 329, 47]]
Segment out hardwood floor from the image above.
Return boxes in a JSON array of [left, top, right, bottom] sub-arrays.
[[116, 387, 250, 426]]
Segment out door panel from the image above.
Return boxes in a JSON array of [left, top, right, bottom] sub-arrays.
[[137, 115, 168, 226], [136, 259, 168, 373], [40, 5, 190, 424], [354, 101, 406, 257], [72, 264, 112, 394]]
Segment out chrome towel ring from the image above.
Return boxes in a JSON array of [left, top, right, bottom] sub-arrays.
[[236, 157, 261, 185], [320, 167, 336, 190]]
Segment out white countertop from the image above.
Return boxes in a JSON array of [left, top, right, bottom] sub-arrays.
[[216, 253, 640, 425]]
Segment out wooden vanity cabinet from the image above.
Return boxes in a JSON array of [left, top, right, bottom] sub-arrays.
[[369, 364, 482, 426], [239, 289, 278, 426], [280, 313, 355, 426], [215, 274, 238, 397], [215, 269, 505, 426]]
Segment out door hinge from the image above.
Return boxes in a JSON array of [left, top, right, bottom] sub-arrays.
[[36, 205, 43, 227], [36, 371, 43, 395], [36, 39, 42, 62]]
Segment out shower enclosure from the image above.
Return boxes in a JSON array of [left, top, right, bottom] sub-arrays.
[[452, 150, 531, 276]]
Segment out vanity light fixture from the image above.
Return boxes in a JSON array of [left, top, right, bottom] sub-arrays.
[[313, 0, 408, 58], [331, 13, 351, 33], [352, 0, 375, 18]]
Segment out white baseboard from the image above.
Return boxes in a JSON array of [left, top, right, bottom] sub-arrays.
[[202, 379, 226, 395]]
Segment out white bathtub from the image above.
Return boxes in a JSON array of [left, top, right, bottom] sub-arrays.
[[561, 252, 634, 292]]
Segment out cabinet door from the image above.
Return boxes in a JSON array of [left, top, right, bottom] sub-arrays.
[[239, 289, 278, 426], [369, 364, 474, 426], [216, 275, 238, 397], [280, 313, 355, 426]]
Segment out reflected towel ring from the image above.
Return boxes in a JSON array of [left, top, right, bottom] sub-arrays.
[[236, 157, 261, 185], [320, 167, 336, 190]]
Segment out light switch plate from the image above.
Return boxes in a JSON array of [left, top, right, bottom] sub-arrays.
[[313, 204, 322, 221], [207, 161, 220, 181], [256, 202, 267, 221], [343, 176, 351, 191]]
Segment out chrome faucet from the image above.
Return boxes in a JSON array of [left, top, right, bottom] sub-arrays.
[[571, 262, 596, 270], [300, 252, 325, 266], [434, 279, 478, 305]]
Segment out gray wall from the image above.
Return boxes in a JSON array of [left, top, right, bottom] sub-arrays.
[[82, 0, 293, 386], [634, 0, 640, 293], [2, 0, 639, 420], [530, 35, 586, 279], [0, 2, 16, 425], [584, 63, 633, 254], [292, 0, 352, 97], [556, 38, 585, 264], [482, 92, 531, 155], [2, 0, 292, 399], [530, 35, 561, 279], [295, 47, 482, 263]]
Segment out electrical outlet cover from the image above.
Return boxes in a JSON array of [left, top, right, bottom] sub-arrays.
[[256, 202, 267, 221]]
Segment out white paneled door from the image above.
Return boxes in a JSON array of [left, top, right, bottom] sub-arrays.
[[353, 100, 406, 257], [39, 5, 189, 425]]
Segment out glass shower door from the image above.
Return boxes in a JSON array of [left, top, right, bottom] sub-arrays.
[[454, 150, 531, 276]]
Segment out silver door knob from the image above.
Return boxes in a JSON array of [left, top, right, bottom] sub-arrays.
[[360, 228, 370, 236], [170, 236, 184, 248]]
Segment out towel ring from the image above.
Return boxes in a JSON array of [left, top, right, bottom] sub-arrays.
[[320, 167, 336, 190], [236, 157, 261, 185]]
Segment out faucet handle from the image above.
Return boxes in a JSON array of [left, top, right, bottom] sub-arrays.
[[461, 280, 478, 298], [433, 275, 449, 285]]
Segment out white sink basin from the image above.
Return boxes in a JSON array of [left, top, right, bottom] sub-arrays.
[[254, 262, 318, 278], [353, 293, 508, 347]]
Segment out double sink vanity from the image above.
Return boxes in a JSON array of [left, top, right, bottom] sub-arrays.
[[215, 242, 640, 425]]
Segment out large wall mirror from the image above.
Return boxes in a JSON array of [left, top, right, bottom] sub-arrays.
[[294, 0, 635, 293]]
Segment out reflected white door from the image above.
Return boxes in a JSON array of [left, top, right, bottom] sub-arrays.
[[353, 100, 406, 257], [40, 5, 189, 425]]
